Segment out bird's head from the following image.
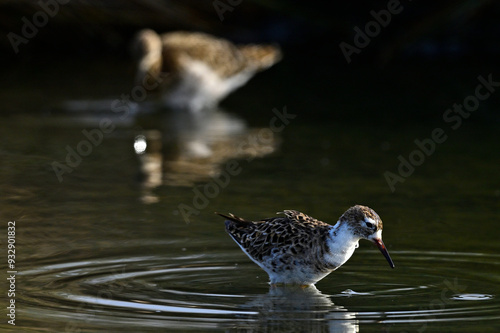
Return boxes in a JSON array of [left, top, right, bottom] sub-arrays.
[[340, 205, 395, 269]]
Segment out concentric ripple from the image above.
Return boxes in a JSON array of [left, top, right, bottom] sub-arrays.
[[18, 250, 500, 332]]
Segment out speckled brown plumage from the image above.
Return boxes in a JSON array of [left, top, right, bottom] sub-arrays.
[[222, 210, 336, 273], [160, 31, 280, 78], [218, 205, 395, 285]]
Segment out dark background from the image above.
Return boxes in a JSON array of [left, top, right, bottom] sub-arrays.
[[2, 3, 500, 330], [2, 0, 500, 124]]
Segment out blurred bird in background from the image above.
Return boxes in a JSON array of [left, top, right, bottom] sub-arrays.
[[132, 29, 281, 112]]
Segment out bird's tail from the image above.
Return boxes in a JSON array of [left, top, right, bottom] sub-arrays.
[[238, 44, 282, 71], [215, 212, 252, 227]]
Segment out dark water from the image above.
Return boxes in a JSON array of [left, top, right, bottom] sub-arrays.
[[1, 59, 500, 332]]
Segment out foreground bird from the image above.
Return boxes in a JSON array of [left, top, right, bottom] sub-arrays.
[[132, 29, 281, 112], [218, 205, 394, 285]]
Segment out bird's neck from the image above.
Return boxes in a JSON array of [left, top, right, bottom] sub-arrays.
[[324, 222, 361, 268]]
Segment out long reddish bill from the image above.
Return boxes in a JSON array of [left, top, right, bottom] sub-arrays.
[[373, 238, 395, 268]]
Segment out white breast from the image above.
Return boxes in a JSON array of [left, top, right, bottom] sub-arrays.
[[324, 223, 361, 268]]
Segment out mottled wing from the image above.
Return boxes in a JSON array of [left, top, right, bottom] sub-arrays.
[[220, 211, 331, 264], [161, 32, 248, 77], [280, 210, 330, 226]]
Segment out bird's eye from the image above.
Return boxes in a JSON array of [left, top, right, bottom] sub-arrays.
[[365, 221, 377, 231]]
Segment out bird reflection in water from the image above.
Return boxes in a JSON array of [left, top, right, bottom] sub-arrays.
[[230, 284, 359, 333], [131, 30, 282, 203], [134, 108, 279, 203], [52, 28, 281, 206]]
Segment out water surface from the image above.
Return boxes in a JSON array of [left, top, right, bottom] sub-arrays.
[[1, 60, 500, 332]]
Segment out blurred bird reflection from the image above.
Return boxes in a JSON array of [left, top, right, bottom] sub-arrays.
[[134, 107, 278, 203], [234, 285, 359, 333]]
